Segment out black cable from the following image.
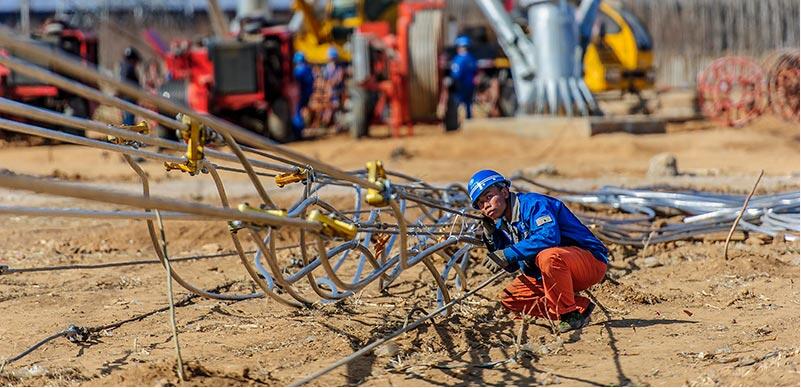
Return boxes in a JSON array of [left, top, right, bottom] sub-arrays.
[[1, 250, 254, 274], [1, 244, 300, 275], [1, 281, 238, 367], [1, 326, 85, 365]]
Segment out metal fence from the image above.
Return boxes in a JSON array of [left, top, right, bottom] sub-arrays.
[[619, 0, 799, 88]]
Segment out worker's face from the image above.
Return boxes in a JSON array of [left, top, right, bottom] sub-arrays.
[[476, 185, 508, 220], [457, 46, 467, 54]]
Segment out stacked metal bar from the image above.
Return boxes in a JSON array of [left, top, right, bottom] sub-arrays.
[[511, 175, 800, 247]]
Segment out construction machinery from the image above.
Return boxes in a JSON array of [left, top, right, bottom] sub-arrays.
[[347, 0, 457, 138], [457, 0, 654, 116], [290, 0, 457, 138], [153, 23, 297, 142], [0, 18, 98, 135], [152, 0, 413, 142], [582, 1, 655, 94], [291, 0, 399, 64]]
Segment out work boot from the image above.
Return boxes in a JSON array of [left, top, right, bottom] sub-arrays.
[[557, 302, 595, 333]]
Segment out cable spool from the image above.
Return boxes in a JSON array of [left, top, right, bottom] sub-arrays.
[[697, 56, 768, 127], [764, 49, 800, 122], [407, 8, 443, 121]]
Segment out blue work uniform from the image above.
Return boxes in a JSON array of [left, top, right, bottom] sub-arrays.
[[323, 62, 344, 105], [450, 52, 477, 119], [292, 62, 315, 131], [485, 192, 609, 280]]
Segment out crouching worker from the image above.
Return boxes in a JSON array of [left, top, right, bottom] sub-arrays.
[[468, 170, 608, 332]]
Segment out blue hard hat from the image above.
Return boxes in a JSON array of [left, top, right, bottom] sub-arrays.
[[327, 46, 339, 60], [293, 52, 306, 64], [467, 170, 510, 209], [455, 36, 471, 48]]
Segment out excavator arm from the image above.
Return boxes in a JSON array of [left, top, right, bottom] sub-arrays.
[[472, 0, 537, 79], [293, 0, 327, 42]]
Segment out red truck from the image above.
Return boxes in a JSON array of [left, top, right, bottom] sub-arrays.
[[0, 19, 98, 136]]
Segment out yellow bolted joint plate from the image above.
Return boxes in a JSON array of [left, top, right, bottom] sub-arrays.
[[107, 121, 150, 144], [365, 160, 389, 207], [275, 168, 308, 188], [365, 182, 387, 207], [164, 159, 202, 176], [119, 121, 151, 134], [236, 203, 289, 228], [306, 209, 357, 240], [165, 114, 207, 176]]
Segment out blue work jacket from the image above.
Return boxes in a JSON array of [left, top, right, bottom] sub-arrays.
[[486, 192, 609, 279], [450, 52, 477, 95], [293, 64, 315, 103]]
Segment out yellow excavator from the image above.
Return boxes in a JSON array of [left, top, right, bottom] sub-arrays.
[[457, 0, 654, 116], [291, 0, 398, 64], [583, 1, 654, 94]]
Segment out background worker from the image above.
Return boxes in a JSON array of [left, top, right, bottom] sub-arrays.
[[322, 47, 345, 126], [120, 47, 142, 125], [468, 170, 609, 332], [450, 36, 478, 119], [292, 51, 315, 134]]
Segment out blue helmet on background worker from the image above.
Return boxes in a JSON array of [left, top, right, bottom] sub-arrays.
[[327, 46, 339, 61], [455, 35, 471, 48], [468, 170, 510, 208], [293, 51, 306, 64]]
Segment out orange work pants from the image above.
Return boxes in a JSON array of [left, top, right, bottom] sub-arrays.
[[498, 246, 606, 319]]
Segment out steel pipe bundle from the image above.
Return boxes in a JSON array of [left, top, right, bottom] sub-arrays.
[[512, 175, 800, 247]]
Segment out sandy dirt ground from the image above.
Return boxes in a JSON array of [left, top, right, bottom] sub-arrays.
[[0, 114, 799, 386]]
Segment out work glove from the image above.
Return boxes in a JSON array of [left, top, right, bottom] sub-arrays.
[[481, 216, 496, 236], [481, 249, 517, 274], [480, 216, 497, 249]]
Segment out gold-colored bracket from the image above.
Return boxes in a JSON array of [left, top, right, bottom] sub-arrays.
[[275, 168, 308, 188], [307, 209, 357, 240], [365, 160, 389, 207], [164, 114, 206, 175], [237, 203, 289, 227], [107, 121, 150, 145]]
